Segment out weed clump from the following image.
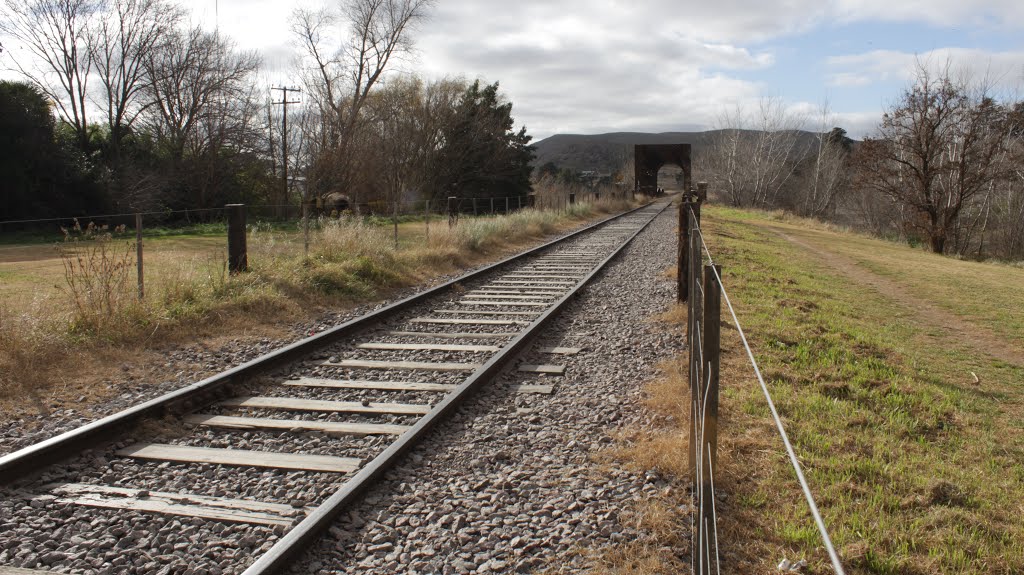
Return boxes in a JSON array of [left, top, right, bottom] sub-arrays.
[[57, 220, 144, 339]]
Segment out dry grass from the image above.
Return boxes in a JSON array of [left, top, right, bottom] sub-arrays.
[[585, 357, 691, 574], [0, 301, 71, 414], [0, 201, 637, 418]]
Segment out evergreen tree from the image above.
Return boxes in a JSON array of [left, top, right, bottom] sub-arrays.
[[0, 81, 103, 220], [432, 81, 534, 200]]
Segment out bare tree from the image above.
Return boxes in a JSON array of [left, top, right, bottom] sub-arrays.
[[701, 99, 806, 208], [143, 27, 260, 162], [290, 0, 432, 206], [749, 97, 807, 207], [856, 60, 1005, 253], [983, 101, 1024, 259], [699, 105, 747, 206], [91, 0, 180, 176], [190, 83, 265, 209], [141, 26, 261, 208], [796, 101, 851, 218], [1, 0, 100, 151]]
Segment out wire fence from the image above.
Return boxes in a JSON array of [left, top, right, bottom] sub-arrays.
[[678, 192, 846, 575], [0, 192, 627, 307], [680, 196, 722, 575], [0, 189, 625, 233]]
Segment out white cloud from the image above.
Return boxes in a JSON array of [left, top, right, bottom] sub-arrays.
[[7, 0, 1024, 141], [828, 48, 1024, 89], [409, 1, 822, 138], [833, 0, 1024, 28], [827, 72, 873, 87]]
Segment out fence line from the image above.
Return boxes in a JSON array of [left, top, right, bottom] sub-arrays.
[[679, 191, 846, 575], [0, 191, 626, 229], [2, 194, 624, 304], [0, 207, 227, 227], [680, 189, 722, 575]]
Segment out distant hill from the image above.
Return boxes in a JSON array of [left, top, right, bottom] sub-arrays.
[[531, 132, 709, 173], [531, 130, 831, 174]]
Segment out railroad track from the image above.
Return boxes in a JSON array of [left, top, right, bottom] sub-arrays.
[[0, 200, 670, 575]]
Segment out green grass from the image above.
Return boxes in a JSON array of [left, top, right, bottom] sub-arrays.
[[753, 210, 1024, 349], [700, 206, 1024, 574]]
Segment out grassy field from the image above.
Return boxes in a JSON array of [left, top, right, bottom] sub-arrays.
[[0, 215, 510, 305], [600, 204, 1024, 574], [0, 200, 636, 417]]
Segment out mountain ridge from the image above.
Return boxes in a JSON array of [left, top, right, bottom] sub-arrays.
[[530, 131, 709, 173], [531, 130, 831, 174]]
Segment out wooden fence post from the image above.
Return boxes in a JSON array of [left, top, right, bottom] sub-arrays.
[[392, 199, 399, 248], [135, 213, 144, 299], [473, 197, 478, 216], [505, 197, 509, 214], [226, 203, 247, 273], [702, 264, 721, 485], [696, 181, 709, 203], [448, 196, 457, 228], [686, 207, 703, 483], [302, 198, 310, 258], [699, 263, 722, 570], [678, 201, 690, 302]]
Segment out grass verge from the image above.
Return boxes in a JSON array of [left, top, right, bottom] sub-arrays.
[[595, 205, 1024, 574], [0, 199, 636, 418]]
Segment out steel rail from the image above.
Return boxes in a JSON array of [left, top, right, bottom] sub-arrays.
[[0, 202, 654, 483], [241, 201, 671, 574]]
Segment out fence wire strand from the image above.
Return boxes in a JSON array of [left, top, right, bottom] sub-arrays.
[[707, 440, 721, 574], [689, 202, 846, 575]]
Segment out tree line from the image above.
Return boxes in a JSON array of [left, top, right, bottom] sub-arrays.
[[0, 0, 535, 223], [698, 62, 1024, 261]]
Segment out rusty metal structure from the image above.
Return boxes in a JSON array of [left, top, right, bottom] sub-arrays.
[[634, 144, 692, 196]]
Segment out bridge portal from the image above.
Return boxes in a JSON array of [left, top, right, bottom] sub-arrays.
[[634, 144, 692, 196]]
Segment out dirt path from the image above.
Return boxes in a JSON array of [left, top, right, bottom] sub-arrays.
[[759, 223, 1024, 368]]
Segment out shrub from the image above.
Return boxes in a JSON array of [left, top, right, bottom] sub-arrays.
[[57, 220, 143, 338]]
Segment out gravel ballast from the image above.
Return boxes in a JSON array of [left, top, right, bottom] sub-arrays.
[[0, 203, 685, 574], [289, 205, 684, 574]]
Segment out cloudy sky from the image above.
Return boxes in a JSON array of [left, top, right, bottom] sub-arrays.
[[8, 0, 1024, 141]]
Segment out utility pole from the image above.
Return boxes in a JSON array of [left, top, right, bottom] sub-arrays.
[[271, 86, 301, 218]]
